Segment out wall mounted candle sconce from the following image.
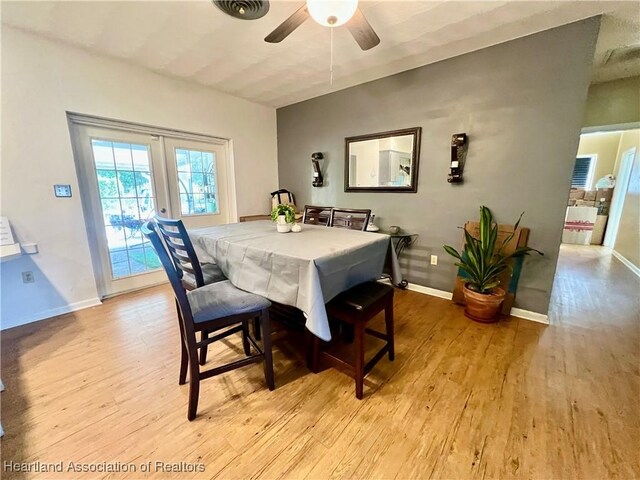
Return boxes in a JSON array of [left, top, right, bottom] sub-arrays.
[[448, 133, 468, 184], [312, 152, 324, 187]]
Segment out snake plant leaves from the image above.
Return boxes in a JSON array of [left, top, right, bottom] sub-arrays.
[[443, 206, 543, 294]]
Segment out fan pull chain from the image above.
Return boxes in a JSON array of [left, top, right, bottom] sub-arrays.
[[330, 27, 334, 86]]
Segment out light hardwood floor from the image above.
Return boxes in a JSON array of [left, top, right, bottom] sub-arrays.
[[1, 244, 638, 479]]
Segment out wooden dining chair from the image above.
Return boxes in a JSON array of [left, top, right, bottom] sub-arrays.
[[154, 217, 225, 291], [143, 221, 275, 421], [312, 281, 394, 399], [328, 208, 371, 231], [303, 205, 333, 226], [154, 216, 226, 368]]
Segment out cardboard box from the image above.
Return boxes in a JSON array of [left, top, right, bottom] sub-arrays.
[[584, 190, 597, 201], [563, 206, 598, 245], [567, 199, 577, 206], [596, 188, 614, 203], [591, 215, 608, 245], [569, 189, 585, 200], [575, 200, 596, 207]]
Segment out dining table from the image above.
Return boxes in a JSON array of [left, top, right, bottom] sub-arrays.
[[189, 221, 401, 341]]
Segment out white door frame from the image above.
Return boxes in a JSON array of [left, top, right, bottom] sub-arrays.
[[70, 124, 170, 296], [603, 147, 636, 248], [68, 113, 238, 223], [67, 112, 238, 297]]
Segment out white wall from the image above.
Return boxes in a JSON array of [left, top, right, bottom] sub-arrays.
[[0, 27, 278, 329], [380, 136, 413, 153], [350, 140, 380, 187], [576, 132, 622, 187]]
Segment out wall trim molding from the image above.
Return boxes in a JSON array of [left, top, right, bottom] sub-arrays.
[[612, 250, 640, 278], [67, 112, 229, 144], [509, 308, 549, 324], [581, 122, 640, 134], [400, 281, 549, 324], [404, 282, 453, 300], [1, 297, 102, 331], [101, 280, 168, 299]]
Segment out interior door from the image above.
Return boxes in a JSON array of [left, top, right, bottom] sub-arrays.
[[72, 125, 170, 297], [604, 147, 636, 247], [163, 137, 230, 228]]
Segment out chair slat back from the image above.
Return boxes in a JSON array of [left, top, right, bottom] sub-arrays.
[[142, 221, 193, 322], [329, 208, 371, 231], [154, 217, 205, 287], [303, 205, 332, 226]]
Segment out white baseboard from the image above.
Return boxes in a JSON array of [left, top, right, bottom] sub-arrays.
[[509, 308, 549, 324], [1, 297, 102, 331], [101, 280, 168, 299], [612, 250, 640, 278], [404, 283, 453, 300], [400, 281, 549, 325]]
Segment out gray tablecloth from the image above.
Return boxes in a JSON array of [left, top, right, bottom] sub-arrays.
[[189, 221, 398, 341]]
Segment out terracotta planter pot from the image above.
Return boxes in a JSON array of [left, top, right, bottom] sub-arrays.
[[462, 285, 506, 323]]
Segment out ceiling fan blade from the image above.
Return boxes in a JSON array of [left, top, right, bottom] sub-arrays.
[[346, 7, 380, 51], [264, 4, 309, 43]]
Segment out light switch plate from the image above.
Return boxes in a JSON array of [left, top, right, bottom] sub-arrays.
[[54, 184, 72, 197]]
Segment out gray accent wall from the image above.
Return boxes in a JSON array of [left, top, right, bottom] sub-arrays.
[[277, 18, 600, 315]]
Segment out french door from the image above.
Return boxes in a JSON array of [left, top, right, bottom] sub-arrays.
[[164, 137, 230, 229], [71, 121, 232, 298]]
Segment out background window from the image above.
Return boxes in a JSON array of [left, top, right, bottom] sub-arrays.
[[572, 155, 596, 189]]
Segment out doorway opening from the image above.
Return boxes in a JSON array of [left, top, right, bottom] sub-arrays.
[[550, 125, 639, 329], [563, 128, 638, 256]]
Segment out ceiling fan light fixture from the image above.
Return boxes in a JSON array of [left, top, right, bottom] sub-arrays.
[[307, 0, 358, 27]]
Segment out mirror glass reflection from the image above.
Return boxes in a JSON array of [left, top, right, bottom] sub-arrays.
[[345, 127, 420, 192]]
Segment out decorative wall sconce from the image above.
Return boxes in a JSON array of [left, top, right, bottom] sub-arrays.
[[448, 133, 468, 184], [312, 152, 324, 187]]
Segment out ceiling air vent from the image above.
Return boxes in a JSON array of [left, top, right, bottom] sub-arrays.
[[602, 44, 640, 66], [213, 1, 270, 20]]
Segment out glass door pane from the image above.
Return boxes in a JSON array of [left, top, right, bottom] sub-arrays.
[[164, 137, 230, 229], [176, 148, 219, 216], [91, 139, 160, 279]]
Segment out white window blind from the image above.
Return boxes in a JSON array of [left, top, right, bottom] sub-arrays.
[[572, 156, 593, 188]]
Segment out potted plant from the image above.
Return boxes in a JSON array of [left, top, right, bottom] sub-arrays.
[[443, 206, 543, 323], [271, 203, 296, 233]]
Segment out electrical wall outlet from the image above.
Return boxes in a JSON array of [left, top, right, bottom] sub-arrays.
[[430, 255, 438, 266], [22, 271, 35, 283]]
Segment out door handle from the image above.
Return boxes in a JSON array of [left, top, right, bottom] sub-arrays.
[[159, 208, 167, 214]]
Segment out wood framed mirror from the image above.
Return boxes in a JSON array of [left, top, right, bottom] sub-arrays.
[[345, 127, 421, 193]]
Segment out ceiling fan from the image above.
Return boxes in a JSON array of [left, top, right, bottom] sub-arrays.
[[265, 0, 380, 51], [213, 0, 380, 51]]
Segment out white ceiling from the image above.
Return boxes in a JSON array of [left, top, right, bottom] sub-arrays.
[[591, 5, 640, 84], [2, 1, 639, 108]]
